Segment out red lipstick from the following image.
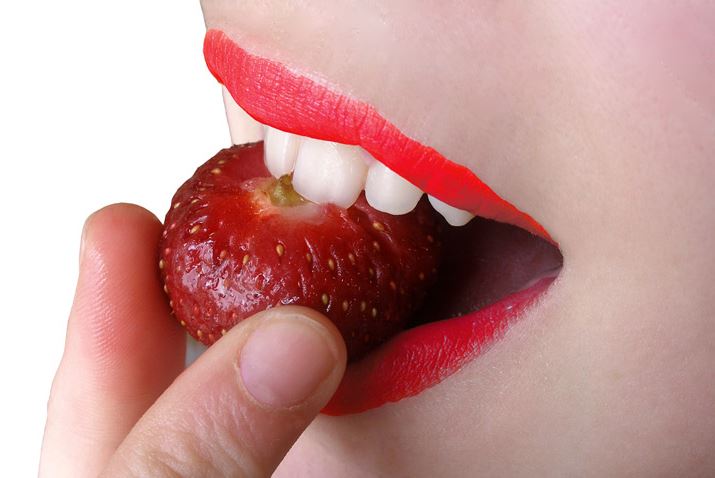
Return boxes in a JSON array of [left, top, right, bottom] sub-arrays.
[[323, 278, 554, 415], [202, 29, 559, 415], [203, 29, 550, 240]]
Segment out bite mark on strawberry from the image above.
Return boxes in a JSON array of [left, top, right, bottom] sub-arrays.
[[159, 142, 443, 360]]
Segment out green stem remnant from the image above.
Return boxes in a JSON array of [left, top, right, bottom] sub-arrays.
[[269, 174, 307, 207]]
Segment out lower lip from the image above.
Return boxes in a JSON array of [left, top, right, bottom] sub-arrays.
[[322, 277, 555, 415]]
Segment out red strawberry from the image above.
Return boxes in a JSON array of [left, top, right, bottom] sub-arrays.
[[159, 142, 442, 360]]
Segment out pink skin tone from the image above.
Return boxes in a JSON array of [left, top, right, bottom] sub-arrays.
[[40, 1, 715, 477], [203, 3, 715, 474], [41, 204, 348, 477]]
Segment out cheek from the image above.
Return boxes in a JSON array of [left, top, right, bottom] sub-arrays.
[[537, 2, 715, 252], [577, 2, 715, 130], [632, 3, 715, 105], [553, 2, 715, 311]]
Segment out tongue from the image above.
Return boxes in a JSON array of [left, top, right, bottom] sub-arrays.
[[411, 217, 563, 326]]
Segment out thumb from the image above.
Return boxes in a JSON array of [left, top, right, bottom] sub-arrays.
[[102, 306, 346, 477]]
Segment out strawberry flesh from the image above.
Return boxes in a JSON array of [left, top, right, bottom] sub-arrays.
[[160, 143, 442, 360]]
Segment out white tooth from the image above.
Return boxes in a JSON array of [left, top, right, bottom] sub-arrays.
[[292, 138, 368, 208], [222, 86, 264, 144], [428, 195, 475, 226], [365, 160, 423, 215], [264, 127, 301, 178]]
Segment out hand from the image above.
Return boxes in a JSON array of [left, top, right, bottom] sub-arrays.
[[39, 203, 347, 477]]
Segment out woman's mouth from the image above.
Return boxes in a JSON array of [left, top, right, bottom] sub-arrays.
[[203, 29, 563, 415]]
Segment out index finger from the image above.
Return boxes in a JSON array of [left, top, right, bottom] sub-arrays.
[[40, 203, 186, 477]]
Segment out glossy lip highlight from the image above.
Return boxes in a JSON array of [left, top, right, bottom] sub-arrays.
[[203, 29, 559, 415]]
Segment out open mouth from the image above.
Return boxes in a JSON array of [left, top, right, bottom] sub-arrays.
[[202, 29, 563, 415]]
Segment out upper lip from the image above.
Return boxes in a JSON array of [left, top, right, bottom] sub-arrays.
[[204, 29, 552, 242], [202, 28, 560, 415]]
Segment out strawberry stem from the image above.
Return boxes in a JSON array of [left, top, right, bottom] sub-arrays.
[[269, 175, 306, 207]]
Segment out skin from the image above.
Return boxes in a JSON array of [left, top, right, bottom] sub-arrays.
[[41, 1, 715, 476], [40, 205, 347, 477]]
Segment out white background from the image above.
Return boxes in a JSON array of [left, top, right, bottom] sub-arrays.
[[0, 2, 227, 473]]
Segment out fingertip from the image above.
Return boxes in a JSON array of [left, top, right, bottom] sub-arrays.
[[102, 306, 347, 477], [44, 202, 183, 476], [238, 306, 347, 409], [81, 202, 161, 247], [74, 202, 182, 364], [80, 203, 160, 266], [252, 306, 348, 371]]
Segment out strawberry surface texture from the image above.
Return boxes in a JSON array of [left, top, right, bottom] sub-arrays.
[[160, 143, 442, 360]]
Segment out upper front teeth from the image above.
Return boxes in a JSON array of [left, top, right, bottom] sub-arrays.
[[264, 126, 301, 178], [427, 196, 475, 226], [292, 137, 368, 209], [223, 87, 264, 144], [224, 91, 474, 224], [365, 160, 423, 215]]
